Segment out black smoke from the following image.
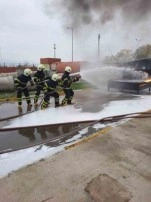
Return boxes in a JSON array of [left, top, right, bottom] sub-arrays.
[[44, 0, 151, 28]]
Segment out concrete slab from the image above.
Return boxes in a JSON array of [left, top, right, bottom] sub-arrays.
[[0, 116, 151, 202], [85, 174, 132, 202]]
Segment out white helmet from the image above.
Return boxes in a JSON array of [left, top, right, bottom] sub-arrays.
[[52, 73, 59, 81], [37, 64, 45, 71], [65, 66, 72, 73], [24, 68, 32, 76]]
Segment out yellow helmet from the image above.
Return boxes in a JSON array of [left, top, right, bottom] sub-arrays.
[[37, 64, 45, 71], [52, 73, 59, 81], [24, 68, 32, 76], [65, 66, 72, 73]]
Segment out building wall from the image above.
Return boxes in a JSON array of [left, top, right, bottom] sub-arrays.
[[0, 67, 16, 73], [0, 66, 37, 74], [0, 58, 87, 74], [40, 58, 61, 65], [51, 61, 81, 73]]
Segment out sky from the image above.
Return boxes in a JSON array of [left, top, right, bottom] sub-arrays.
[[1, 93, 151, 178], [0, 0, 151, 65]]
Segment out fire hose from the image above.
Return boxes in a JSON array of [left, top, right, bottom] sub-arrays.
[[0, 111, 151, 155], [0, 84, 35, 105]]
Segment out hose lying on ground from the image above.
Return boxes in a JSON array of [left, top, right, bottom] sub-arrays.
[[0, 111, 151, 154]]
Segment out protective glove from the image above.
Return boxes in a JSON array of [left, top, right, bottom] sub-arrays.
[[30, 81, 34, 86], [73, 76, 80, 82], [16, 87, 22, 91], [44, 91, 47, 95], [76, 77, 79, 81], [58, 79, 63, 87]]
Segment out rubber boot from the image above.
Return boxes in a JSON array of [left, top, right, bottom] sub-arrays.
[[18, 105, 23, 115], [41, 105, 46, 110], [67, 100, 74, 105], [61, 98, 67, 106], [41, 101, 48, 110], [34, 102, 38, 109], [55, 102, 60, 108], [27, 103, 32, 112]]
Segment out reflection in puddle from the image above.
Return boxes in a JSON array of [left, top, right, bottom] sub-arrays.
[[0, 123, 88, 151]]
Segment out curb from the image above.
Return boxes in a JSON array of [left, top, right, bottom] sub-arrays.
[[65, 126, 112, 150]]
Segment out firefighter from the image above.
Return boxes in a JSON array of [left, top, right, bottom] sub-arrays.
[[41, 73, 60, 109], [33, 64, 46, 108], [14, 68, 34, 112], [61, 66, 81, 105]]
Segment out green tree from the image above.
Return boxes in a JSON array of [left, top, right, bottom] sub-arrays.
[[103, 55, 115, 64], [114, 49, 134, 63], [134, 44, 151, 59]]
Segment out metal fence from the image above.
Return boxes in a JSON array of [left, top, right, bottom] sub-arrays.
[[0, 62, 38, 67]]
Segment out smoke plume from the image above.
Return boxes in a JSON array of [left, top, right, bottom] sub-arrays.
[[44, 0, 151, 28]]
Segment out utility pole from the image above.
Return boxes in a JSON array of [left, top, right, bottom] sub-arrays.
[[98, 33, 100, 61], [67, 26, 74, 62], [136, 38, 141, 49], [54, 44, 56, 58], [108, 49, 113, 64], [0, 47, 1, 61]]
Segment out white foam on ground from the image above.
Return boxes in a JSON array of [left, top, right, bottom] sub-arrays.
[[3, 95, 151, 128], [1, 95, 151, 178]]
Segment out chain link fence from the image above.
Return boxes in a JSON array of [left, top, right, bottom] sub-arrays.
[[0, 62, 38, 67]]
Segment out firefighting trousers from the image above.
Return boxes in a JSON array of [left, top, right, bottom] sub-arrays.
[[62, 88, 74, 105], [34, 85, 43, 103], [17, 87, 31, 106], [41, 91, 59, 108]]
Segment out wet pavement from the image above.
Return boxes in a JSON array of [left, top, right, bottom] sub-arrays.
[[0, 88, 145, 153], [0, 88, 151, 202], [0, 113, 151, 202], [0, 123, 90, 152]]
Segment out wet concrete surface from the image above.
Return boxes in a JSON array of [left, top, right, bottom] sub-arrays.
[[0, 123, 89, 152], [85, 174, 132, 202], [0, 117, 150, 202], [0, 88, 144, 152], [0, 88, 151, 202]]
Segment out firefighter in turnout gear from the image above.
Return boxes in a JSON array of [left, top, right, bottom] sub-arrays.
[[33, 64, 46, 108], [61, 66, 81, 105], [41, 73, 60, 109], [14, 68, 34, 113]]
